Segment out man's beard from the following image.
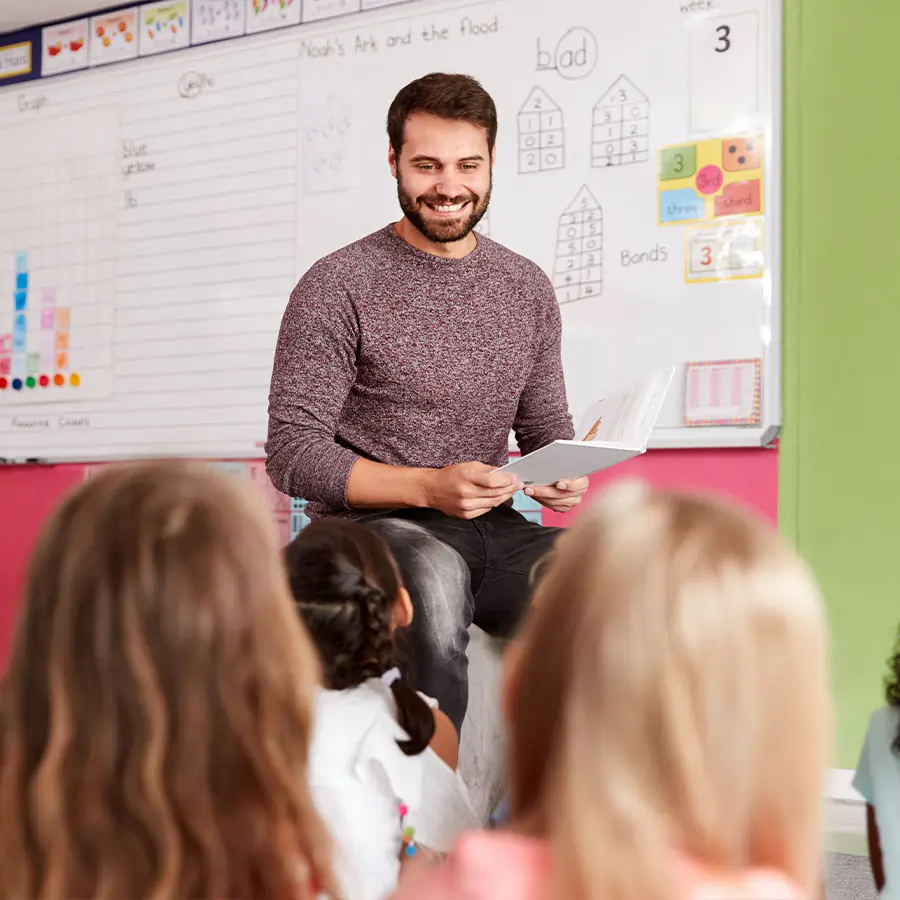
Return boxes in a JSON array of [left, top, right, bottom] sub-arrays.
[[397, 172, 492, 244]]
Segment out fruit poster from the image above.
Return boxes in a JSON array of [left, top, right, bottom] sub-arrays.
[[41, 19, 89, 75], [139, 2, 191, 56], [89, 8, 139, 66]]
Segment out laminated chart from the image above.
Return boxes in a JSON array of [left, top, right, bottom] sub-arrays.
[[552, 186, 602, 305], [591, 75, 649, 168], [684, 218, 764, 283], [658, 135, 763, 225], [0, 110, 116, 402], [517, 87, 565, 175]]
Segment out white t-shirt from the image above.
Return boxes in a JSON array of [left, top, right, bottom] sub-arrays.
[[308, 679, 478, 900], [854, 705, 900, 898]]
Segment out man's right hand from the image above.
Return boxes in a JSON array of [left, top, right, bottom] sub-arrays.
[[422, 461, 523, 520]]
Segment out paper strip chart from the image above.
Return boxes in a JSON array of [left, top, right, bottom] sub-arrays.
[[659, 135, 764, 225], [684, 358, 761, 426], [517, 87, 565, 175], [553, 185, 602, 305], [592, 75, 649, 168]]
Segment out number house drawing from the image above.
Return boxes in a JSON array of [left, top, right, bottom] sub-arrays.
[[591, 75, 649, 168], [552, 185, 603, 305], [517, 86, 565, 174]]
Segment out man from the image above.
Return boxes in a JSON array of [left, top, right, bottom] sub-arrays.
[[267, 73, 587, 732]]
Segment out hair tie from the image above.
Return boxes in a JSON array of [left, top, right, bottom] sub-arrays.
[[381, 667, 401, 688]]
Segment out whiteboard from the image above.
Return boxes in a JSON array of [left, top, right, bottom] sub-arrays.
[[0, 0, 781, 462]]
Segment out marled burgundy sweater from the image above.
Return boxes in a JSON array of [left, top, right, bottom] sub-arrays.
[[266, 224, 574, 519]]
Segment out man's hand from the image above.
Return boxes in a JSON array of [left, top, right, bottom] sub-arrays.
[[423, 461, 523, 520], [524, 477, 589, 513]]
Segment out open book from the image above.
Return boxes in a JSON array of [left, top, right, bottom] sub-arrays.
[[499, 367, 676, 486]]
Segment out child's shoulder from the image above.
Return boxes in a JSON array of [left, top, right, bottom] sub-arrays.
[[867, 703, 900, 736], [677, 857, 803, 900]]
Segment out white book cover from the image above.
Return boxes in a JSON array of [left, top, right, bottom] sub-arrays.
[[500, 367, 675, 485]]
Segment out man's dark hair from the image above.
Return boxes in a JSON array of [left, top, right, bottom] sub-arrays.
[[386, 72, 498, 158]]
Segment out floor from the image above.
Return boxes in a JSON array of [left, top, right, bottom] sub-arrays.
[[827, 852, 876, 900]]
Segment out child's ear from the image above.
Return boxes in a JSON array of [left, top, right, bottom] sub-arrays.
[[393, 586, 414, 629]]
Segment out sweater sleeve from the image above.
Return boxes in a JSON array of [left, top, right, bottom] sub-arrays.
[[265, 264, 361, 507], [512, 276, 575, 456]]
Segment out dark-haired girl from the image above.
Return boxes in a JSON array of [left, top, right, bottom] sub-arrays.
[[285, 519, 478, 900]]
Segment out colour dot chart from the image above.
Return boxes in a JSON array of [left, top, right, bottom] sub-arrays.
[[0, 110, 116, 403]]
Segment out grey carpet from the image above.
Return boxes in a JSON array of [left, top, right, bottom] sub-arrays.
[[826, 853, 877, 900]]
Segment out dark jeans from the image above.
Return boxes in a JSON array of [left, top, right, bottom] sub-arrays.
[[364, 504, 561, 733]]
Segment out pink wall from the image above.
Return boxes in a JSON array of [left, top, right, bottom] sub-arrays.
[[0, 447, 778, 669], [542, 446, 779, 527]]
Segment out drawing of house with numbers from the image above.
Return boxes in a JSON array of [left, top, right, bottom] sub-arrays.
[[592, 75, 650, 168], [517, 86, 565, 174], [553, 185, 603, 305]]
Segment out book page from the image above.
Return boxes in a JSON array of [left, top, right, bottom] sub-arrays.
[[575, 368, 675, 447]]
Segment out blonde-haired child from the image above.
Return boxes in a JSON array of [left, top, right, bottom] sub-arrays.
[[0, 460, 336, 900], [393, 480, 831, 900]]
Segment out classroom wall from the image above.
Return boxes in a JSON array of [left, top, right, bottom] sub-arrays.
[[779, 0, 900, 769], [0, 448, 778, 670]]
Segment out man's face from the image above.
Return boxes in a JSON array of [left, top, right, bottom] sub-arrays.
[[389, 113, 493, 244]]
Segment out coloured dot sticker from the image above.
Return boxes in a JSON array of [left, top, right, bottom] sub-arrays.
[[0, 372, 81, 390]]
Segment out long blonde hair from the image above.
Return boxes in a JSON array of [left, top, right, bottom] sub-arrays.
[[508, 481, 830, 900], [0, 460, 336, 900]]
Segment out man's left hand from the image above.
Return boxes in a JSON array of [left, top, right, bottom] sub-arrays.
[[524, 477, 589, 513]]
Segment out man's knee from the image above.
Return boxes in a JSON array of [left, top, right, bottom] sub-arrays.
[[365, 518, 472, 633]]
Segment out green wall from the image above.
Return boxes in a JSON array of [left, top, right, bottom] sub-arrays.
[[780, 0, 900, 768]]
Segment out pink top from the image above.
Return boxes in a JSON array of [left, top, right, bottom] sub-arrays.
[[389, 831, 805, 900]]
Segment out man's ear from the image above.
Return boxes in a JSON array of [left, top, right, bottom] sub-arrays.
[[388, 143, 398, 179]]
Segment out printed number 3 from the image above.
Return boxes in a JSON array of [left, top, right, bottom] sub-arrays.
[[700, 246, 712, 266], [674, 153, 684, 174], [715, 24, 731, 53]]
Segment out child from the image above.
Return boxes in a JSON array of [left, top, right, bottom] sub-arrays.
[[853, 633, 900, 895], [393, 480, 831, 900], [285, 519, 478, 900], [0, 461, 336, 900]]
